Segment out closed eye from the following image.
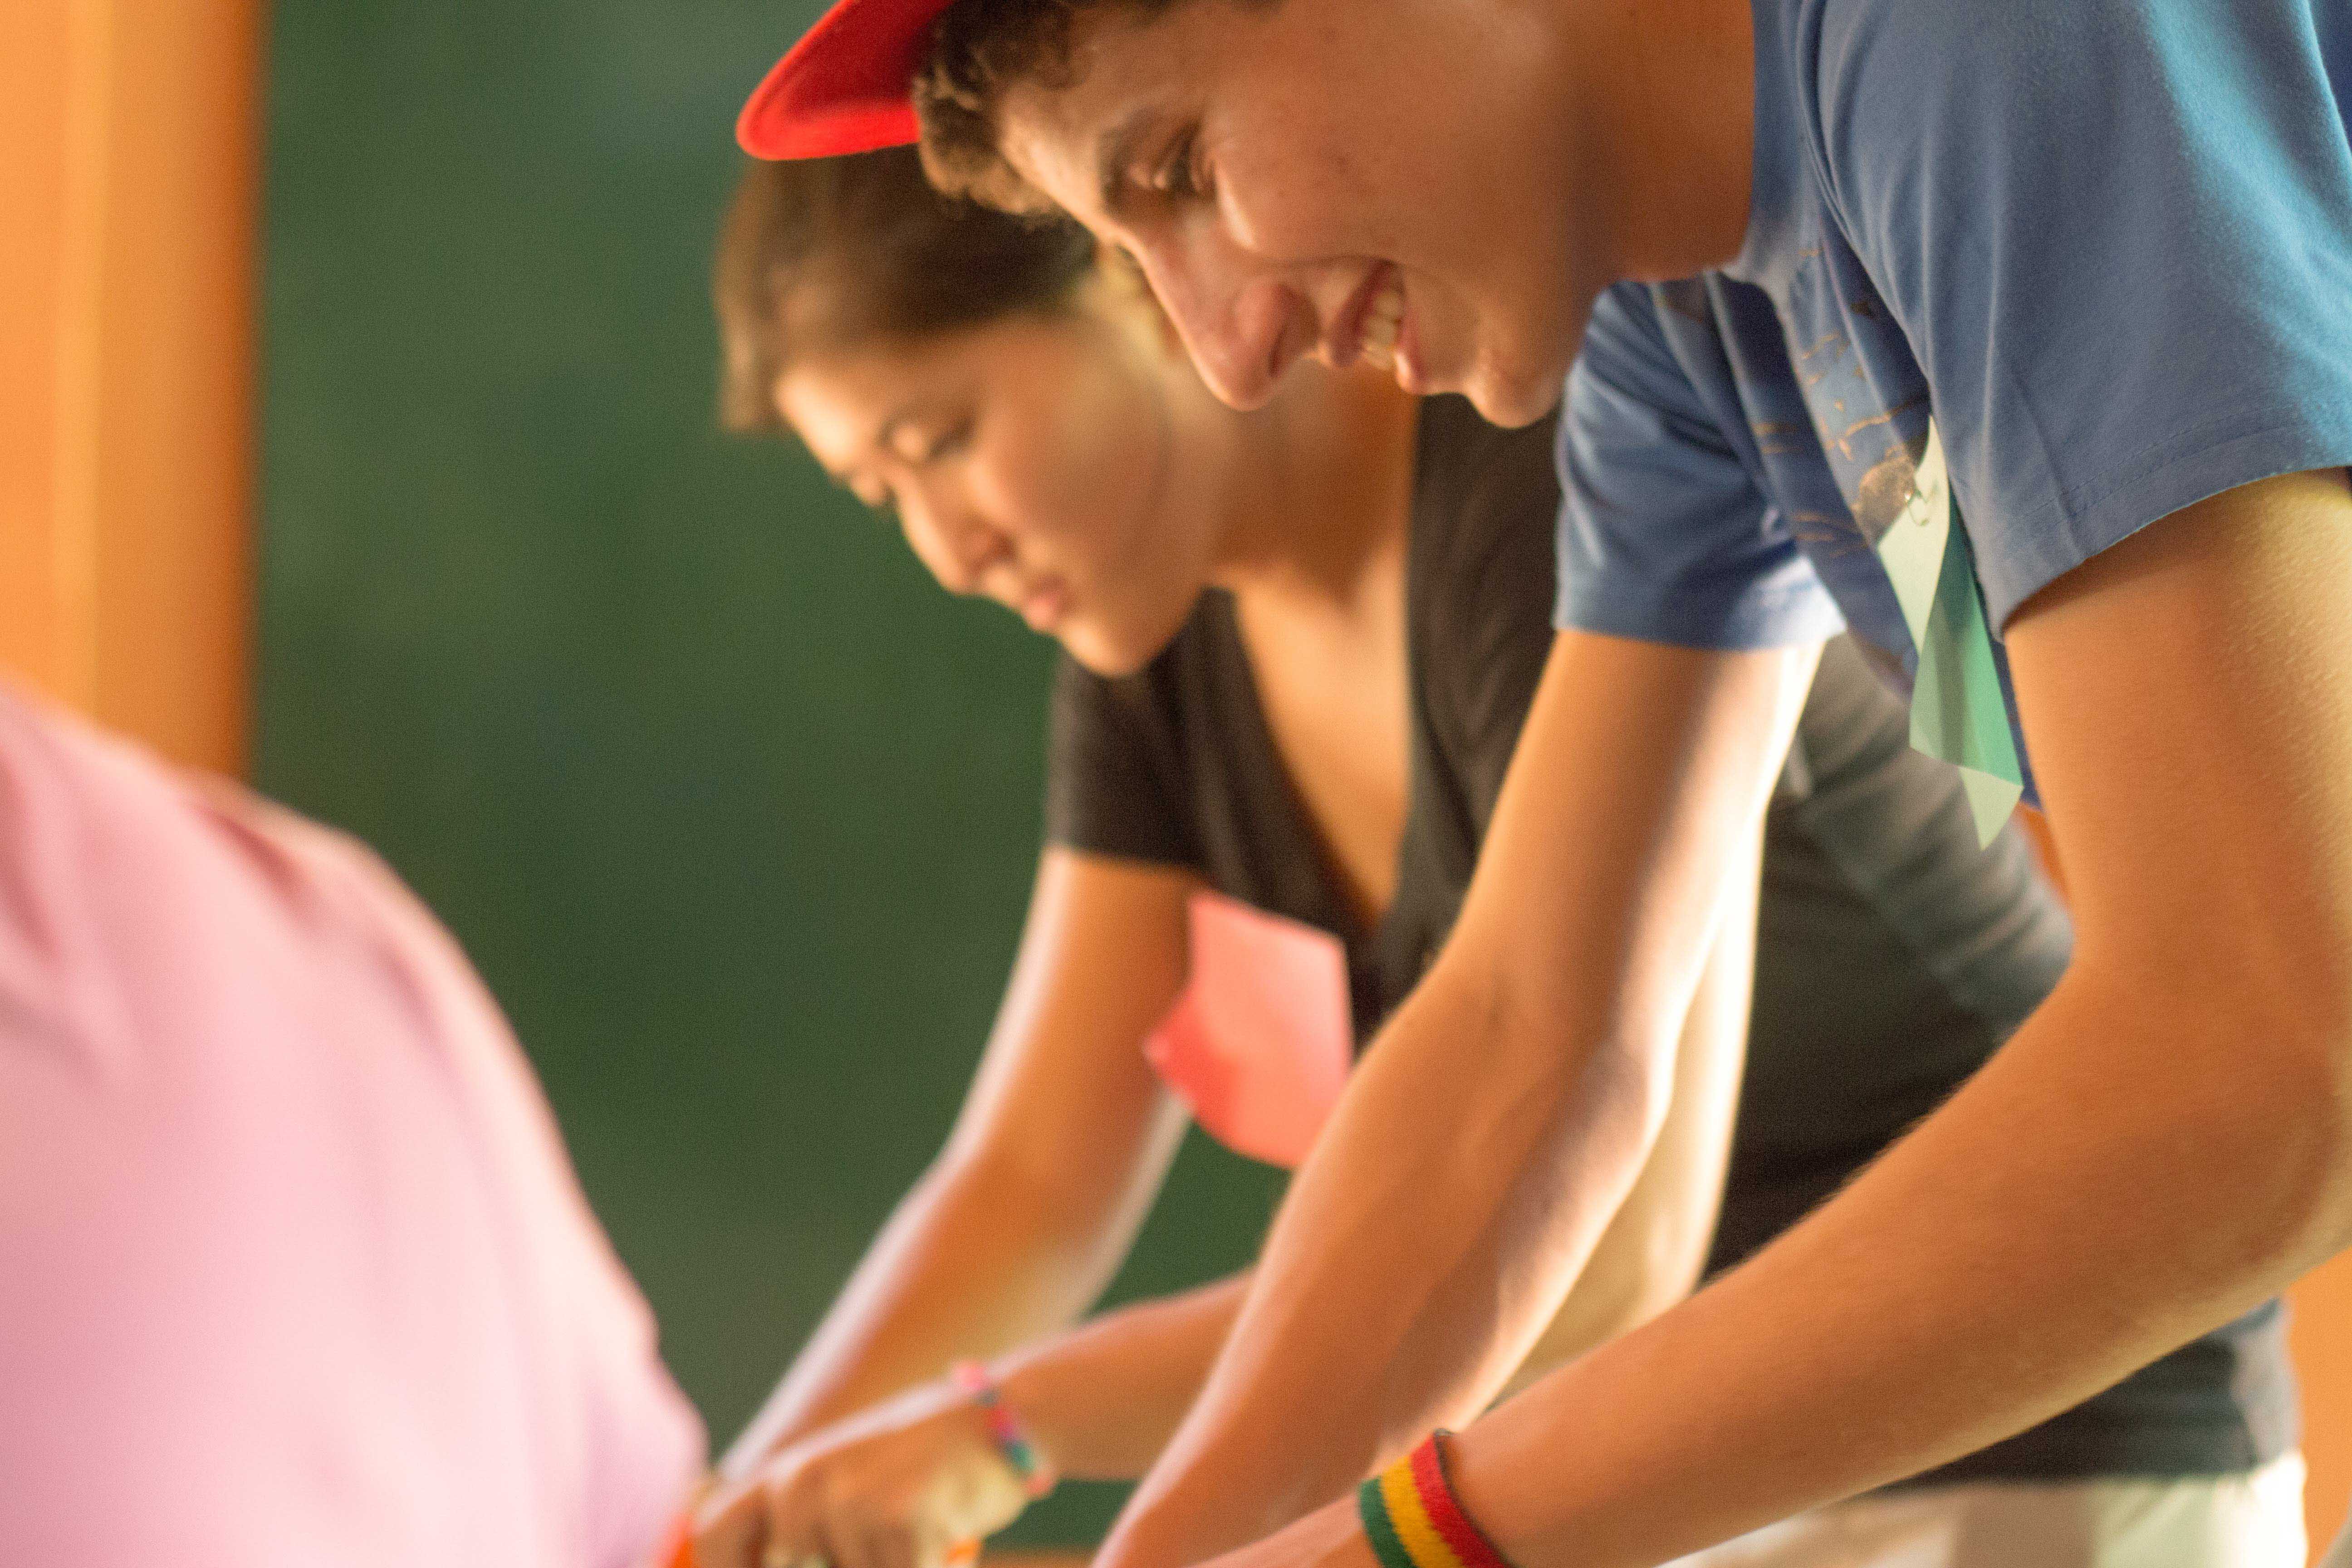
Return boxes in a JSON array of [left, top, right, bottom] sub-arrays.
[[1151, 127, 1211, 202], [920, 418, 975, 464]]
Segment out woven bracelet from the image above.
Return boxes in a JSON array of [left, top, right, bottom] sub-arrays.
[[1357, 1432, 1517, 1568], [951, 1360, 1058, 1499]]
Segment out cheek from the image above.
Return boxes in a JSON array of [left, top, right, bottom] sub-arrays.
[[998, 364, 1210, 666], [1002, 369, 1169, 564], [1220, 67, 1443, 256], [1220, 136, 1370, 260]]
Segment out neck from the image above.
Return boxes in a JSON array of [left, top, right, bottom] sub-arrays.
[[1205, 367, 1420, 618], [1565, 0, 1757, 281]]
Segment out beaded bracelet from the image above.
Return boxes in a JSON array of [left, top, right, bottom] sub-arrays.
[[1357, 1432, 1517, 1568], [951, 1359, 1058, 1499]]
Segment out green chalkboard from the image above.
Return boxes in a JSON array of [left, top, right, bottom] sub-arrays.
[[257, 1, 1286, 1542]]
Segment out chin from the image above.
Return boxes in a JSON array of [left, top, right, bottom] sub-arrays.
[[1465, 355, 1571, 430], [1060, 625, 1157, 681], [1063, 600, 1199, 680]]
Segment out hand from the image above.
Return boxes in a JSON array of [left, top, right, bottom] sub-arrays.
[[1137, 1495, 1379, 1568], [695, 1378, 1034, 1568]]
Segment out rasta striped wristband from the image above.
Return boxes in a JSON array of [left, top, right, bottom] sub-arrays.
[[951, 1359, 1058, 1499], [1358, 1432, 1518, 1568]]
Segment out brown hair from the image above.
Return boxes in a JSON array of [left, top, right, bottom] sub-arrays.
[[916, 0, 1273, 211], [712, 146, 1097, 432]]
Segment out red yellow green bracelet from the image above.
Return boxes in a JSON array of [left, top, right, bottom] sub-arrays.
[[1358, 1432, 1518, 1568]]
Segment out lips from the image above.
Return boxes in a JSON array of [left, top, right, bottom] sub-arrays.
[[1016, 577, 1069, 633], [975, 556, 1071, 634]]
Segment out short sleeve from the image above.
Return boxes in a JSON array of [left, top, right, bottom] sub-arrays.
[[1555, 283, 1848, 650], [1042, 652, 1200, 869], [1819, 0, 2352, 624]]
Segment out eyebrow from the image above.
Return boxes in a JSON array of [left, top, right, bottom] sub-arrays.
[[1093, 105, 1163, 218]]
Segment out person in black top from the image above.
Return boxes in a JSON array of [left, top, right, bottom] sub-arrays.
[[688, 149, 2295, 1568]]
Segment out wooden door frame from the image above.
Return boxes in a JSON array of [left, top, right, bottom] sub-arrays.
[[0, 0, 260, 776]]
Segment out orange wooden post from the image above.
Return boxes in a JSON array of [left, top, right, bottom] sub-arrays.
[[0, 0, 260, 776], [2295, 1255, 2352, 1556]]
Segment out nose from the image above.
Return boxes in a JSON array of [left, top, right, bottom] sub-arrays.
[[1135, 238, 1309, 412], [897, 485, 1008, 599]]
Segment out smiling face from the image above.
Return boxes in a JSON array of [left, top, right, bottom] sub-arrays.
[[965, 0, 1602, 427], [776, 276, 1229, 676]]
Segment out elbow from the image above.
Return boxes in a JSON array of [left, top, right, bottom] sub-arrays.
[[2221, 943, 2352, 1175], [2271, 997, 2352, 1254], [2223, 1004, 2352, 1273], [2088, 941, 2352, 1267]]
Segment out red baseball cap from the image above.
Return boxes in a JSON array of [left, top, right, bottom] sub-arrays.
[[737, 0, 957, 160]]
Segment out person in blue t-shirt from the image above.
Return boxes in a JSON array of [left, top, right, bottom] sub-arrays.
[[723, 0, 2352, 1564]]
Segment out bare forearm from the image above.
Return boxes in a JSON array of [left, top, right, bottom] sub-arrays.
[[724, 1152, 1149, 1476], [1451, 964, 2352, 1567], [689, 1270, 1236, 1568], [1084, 640, 1813, 1568], [1440, 475, 2352, 1565], [1102, 955, 1676, 1563], [1098, 640, 1814, 1568], [727, 857, 1196, 1477], [1499, 853, 1755, 1398], [997, 1273, 1252, 1480]]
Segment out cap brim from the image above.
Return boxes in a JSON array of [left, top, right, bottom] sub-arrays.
[[737, 0, 951, 160]]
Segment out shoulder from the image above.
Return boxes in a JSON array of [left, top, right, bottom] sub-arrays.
[[1804, 0, 2336, 196], [1565, 282, 1754, 457], [1804, 0, 2100, 110], [1803, 0, 2352, 622]]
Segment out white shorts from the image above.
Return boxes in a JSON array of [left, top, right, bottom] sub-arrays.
[[1665, 1454, 2307, 1568]]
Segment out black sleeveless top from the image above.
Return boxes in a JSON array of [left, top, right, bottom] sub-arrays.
[[1044, 394, 2292, 1483]]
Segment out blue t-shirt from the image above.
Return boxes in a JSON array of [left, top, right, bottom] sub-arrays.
[[1556, 0, 2352, 796]]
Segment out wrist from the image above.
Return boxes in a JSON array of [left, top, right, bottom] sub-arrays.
[[1326, 1510, 1387, 1568], [1358, 1432, 1521, 1568], [953, 1359, 1059, 1499]]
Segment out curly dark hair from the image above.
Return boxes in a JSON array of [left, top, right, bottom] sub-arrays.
[[915, 0, 1274, 211], [711, 146, 1096, 432]]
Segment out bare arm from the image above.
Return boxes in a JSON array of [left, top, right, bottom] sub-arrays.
[[1191, 467, 2352, 1568], [1006, 899, 1755, 1480], [695, 1272, 1254, 1568], [992, 1272, 1251, 1482], [703, 766, 1759, 1568], [704, 956, 1754, 1568], [1496, 834, 1755, 1399], [1095, 632, 1820, 1568], [723, 848, 1197, 1476]]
